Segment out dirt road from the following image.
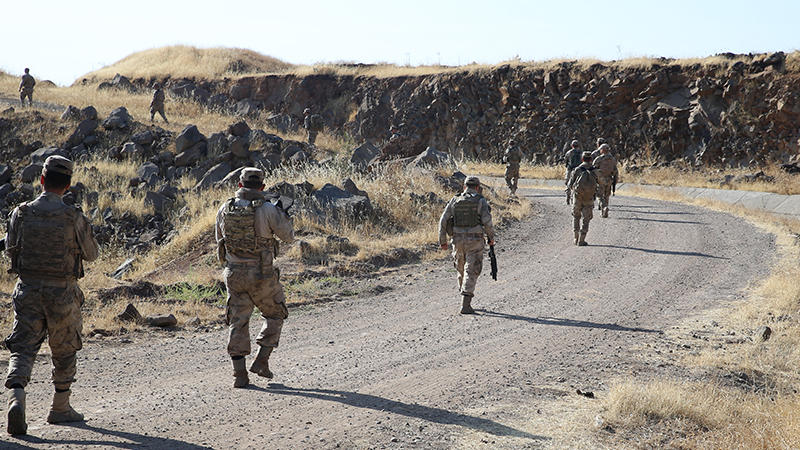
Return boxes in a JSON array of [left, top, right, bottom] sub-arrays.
[[0, 188, 775, 449]]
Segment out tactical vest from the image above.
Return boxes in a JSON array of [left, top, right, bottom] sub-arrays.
[[222, 198, 274, 254], [11, 203, 82, 279], [567, 150, 583, 170], [452, 193, 483, 228], [598, 155, 616, 174], [506, 148, 521, 164]]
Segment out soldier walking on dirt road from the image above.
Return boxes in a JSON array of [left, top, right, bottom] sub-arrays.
[[215, 168, 295, 388], [503, 140, 522, 195], [19, 68, 35, 107], [4, 156, 99, 435], [592, 144, 619, 218], [567, 152, 599, 246], [438, 176, 495, 314], [563, 139, 582, 204]]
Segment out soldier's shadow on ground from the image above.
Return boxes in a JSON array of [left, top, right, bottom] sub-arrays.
[[477, 311, 662, 334], [257, 384, 549, 442], [615, 216, 708, 225], [591, 244, 728, 259], [2, 422, 213, 450]]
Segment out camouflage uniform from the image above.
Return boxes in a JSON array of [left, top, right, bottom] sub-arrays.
[[567, 156, 598, 246], [215, 168, 294, 387], [149, 85, 168, 123], [19, 70, 35, 107], [592, 148, 619, 218], [503, 145, 522, 194], [4, 156, 99, 434], [438, 177, 495, 313], [303, 110, 324, 145]]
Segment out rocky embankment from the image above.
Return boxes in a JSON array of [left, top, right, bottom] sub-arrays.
[[85, 51, 800, 167]]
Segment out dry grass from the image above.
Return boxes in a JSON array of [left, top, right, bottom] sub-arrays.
[[76, 46, 294, 84]]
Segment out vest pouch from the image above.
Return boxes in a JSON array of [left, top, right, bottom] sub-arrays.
[[260, 249, 273, 275]]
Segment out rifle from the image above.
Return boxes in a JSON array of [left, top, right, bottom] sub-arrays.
[[565, 187, 571, 205], [0, 237, 4, 252], [488, 244, 498, 281], [612, 175, 617, 196]]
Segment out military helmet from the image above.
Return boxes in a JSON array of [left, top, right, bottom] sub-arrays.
[[596, 137, 606, 145], [153, 82, 161, 88], [599, 143, 610, 153], [571, 139, 579, 147]]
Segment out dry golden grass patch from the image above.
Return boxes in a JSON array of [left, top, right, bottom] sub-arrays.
[[77, 46, 294, 84]]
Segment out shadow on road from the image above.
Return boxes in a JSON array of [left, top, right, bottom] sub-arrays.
[[616, 217, 707, 225], [261, 384, 549, 442], [0, 422, 212, 449], [478, 311, 662, 334], [592, 244, 727, 259]]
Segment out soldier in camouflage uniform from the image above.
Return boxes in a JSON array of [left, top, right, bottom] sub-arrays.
[[567, 152, 599, 246], [563, 140, 582, 204], [303, 108, 324, 145], [438, 176, 495, 314], [502, 140, 522, 195], [149, 82, 168, 124], [215, 168, 295, 388], [4, 156, 99, 435], [591, 137, 606, 160], [18, 68, 35, 107], [592, 144, 619, 218]]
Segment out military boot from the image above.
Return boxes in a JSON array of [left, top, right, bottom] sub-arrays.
[[46, 390, 84, 424], [578, 233, 588, 246], [7, 388, 26, 435], [460, 295, 475, 314], [573, 231, 580, 245], [232, 357, 249, 388], [249, 346, 274, 379], [602, 207, 609, 218]]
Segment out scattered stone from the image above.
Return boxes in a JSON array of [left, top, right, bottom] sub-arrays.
[[146, 314, 178, 328], [111, 257, 136, 280], [116, 303, 142, 323], [755, 326, 772, 342]]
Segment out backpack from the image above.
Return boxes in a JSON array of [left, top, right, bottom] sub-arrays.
[[310, 115, 324, 131], [598, 155, 616, 174], [452, 193, 482, 228], [573, 167, 597, 203]]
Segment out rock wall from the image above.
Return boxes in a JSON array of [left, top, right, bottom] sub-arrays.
[[218, 54, 798, 168]]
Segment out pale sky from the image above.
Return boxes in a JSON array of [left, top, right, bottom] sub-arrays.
[[2, 0, 798, 86]]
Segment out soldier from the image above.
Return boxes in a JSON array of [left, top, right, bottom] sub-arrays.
[[215, 168, 295, 388], [19, 68, 35, 107], [4, 156, 99, 435], [591, 137, 606, 160], [149, 82, 168, 124], [592, 144, 619, 218], [567, 152, 599, 246], [438, 176, 495, 314], [563, 140, 582, 204], [303, 108, 324, 145], [502, 140, 522, 195]]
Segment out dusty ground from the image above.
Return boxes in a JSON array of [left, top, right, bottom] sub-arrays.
[[0, 187, 775, 449]]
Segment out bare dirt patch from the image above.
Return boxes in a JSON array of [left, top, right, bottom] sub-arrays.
[[0, 188, 775, 449]]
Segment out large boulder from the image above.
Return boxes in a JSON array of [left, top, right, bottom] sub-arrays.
[[234, 99, 260, 117], [350, 142, 381, 170], [193, 163, 232, 190], [175, 141, 205, 167], [312, 183, 372, 219], [102, 107, 132, 130], [20, 163, 43, 183], [174, 125, 206, 153], [137, 162, 160, 180], [227, 136, 250, 158], [60, 106, 80, 121], [144, 191, 173, 213], [120, 142, 145, 159], [207, 132, 228, 156], [29, 147, 67, 164], [410, 147, 454, 168], [227, 121, 251, 137], [130, 130, 155, 147], [170, 81, 210, 104], [80, 106, 98, 121], [229, 85, 251, 102], [66, 119, 98, 148], [0, 165, 12, 185]]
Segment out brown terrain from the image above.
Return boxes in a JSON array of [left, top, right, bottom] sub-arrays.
[[0, 187, 775, 449]]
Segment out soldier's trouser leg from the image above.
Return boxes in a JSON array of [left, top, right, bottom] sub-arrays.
[[451, 236, 485, 297], [579, 202, 594, 244], [225, 268, 256, 357], [308, 130, 317, 145], [6, 284, 82, 390], [158, 111, 168, 124]]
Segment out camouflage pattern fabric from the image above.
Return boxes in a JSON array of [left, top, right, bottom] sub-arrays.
[[592, 154, 618, 210], [450, 235, 486, 296], [224, 265, 288, 356], [19, 74, 35, 106], [150, 88, 167, 122], [5, 282, 84, 389]]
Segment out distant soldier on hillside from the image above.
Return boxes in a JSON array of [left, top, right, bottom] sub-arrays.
[[303, 108, 324, 145], [19, 68, 35, 107], [149, 82, 169, 124], [502, 140, 522, 195]]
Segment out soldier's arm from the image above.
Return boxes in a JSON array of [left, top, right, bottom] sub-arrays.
[[260, 205, 294, 244], [5, 209, 19, 256], [215, 204, 226, 243], [76, 214, 100, 262], [480, 200, 495, 243], [438, 200, 454, 246]]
